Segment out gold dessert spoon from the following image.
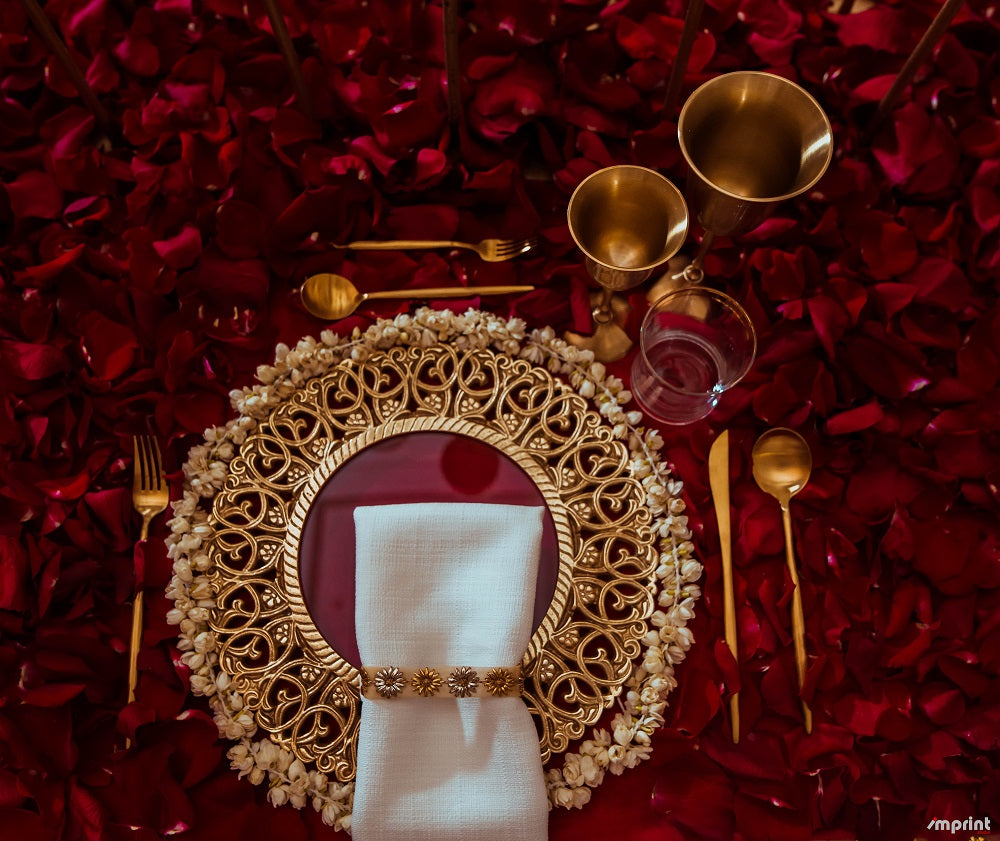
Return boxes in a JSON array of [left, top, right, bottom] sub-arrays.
[[751, 427, 813, 733], [300, 273, 534, 321]]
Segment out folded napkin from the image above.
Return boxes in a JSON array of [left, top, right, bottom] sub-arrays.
[[352, 502, 549, 841]]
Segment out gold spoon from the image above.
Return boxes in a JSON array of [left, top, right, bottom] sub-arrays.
[[300, 273, 535, 321], [751, 427, 813, 734]]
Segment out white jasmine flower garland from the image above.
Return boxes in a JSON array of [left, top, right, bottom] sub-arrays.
[[165, 308, 702, 829]]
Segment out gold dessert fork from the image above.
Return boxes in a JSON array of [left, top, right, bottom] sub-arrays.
[[332, 236, 538, 262], [128, 435, 169, 726]]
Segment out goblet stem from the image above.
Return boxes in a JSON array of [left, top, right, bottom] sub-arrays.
[[691, 230, 716, 269], [672, 230, 716, 285], [593, 287, 615, 325]]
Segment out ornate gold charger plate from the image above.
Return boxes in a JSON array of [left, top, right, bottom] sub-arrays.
[[167, 309, 701, 826]]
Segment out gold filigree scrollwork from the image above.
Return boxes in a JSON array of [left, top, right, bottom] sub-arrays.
[[208, 345, 656, 781]]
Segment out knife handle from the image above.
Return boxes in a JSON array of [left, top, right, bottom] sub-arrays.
[[720, 532, 740, 743]]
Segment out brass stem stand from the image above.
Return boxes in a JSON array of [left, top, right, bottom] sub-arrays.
[[867, 0, 965, 136], [262, 0, 312, 117], [664, 0, 708, 115], [443, 0, 462, 128], [20, 0, 111, 133]]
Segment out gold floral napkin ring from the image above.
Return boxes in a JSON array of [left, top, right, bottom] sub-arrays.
[[359, 666, 523, 700]]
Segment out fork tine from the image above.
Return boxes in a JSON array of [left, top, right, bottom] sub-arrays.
[[132, 437, 142, 486], [496, 238, 535, 255], [138, 434, 154, 491], [145, 436, 155, 488], [149, 437, 164, 490], [137, 435, 149, 490]]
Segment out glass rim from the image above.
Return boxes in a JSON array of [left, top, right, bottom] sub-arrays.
[[566, 165, 689, 274], [638, 286, 758, 395], [677, 70, 834, 205]]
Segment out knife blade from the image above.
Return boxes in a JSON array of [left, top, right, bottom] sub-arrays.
[[708, 430, 740, 744]]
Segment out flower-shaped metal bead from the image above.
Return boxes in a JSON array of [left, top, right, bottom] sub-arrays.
[[411, 667, 443, 697], [358, 668, 371, 693], [447, 667, 479, 698], [374, 666, 405, 699], [482, 668, 515, 697]]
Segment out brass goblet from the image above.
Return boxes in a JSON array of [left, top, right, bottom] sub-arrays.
[[657, 71, 833, 293], [566, 165, 689, 362]]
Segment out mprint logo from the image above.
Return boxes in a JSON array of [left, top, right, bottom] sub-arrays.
[[925, 816, 992, 834]]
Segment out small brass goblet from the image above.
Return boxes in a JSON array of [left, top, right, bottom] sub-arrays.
[[654, 72, 833, 295], [565, 165, 688, 362]]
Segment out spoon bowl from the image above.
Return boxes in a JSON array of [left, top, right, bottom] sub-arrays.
[[300, 273, 365, 321], [751, 426, 813, 733], [751, 427, 812, 507], [300, 273, 535, 321]]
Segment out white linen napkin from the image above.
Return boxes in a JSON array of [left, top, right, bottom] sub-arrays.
[[352, 502, 549, 841]]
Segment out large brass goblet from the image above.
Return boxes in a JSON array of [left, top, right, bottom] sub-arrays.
[[566, 165, 688, 362], [669, 71, 833, 287]]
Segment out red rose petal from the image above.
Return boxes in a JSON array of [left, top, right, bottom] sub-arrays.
[[0, 341, 69, 381], [806, 294, 850, 357], [668, 661, 721, 736], [900, 307, 961, 350], [902, 258, 970, 313], [650, 750, 734, 837], [83, 489, 133, 552], [958, 117, 1000, 158], [186, 253, 270, 308], [36, 470, 89, 501], [0, 537, 30, 612], [154, 225, 202, 270], [860, 219, 918, 279], [21, 682, 86, 707], [733, 791, 811, 841], [825, 401, 883, 435], [844, 329, 930, 400], [80, 313, 139, 381], [4, 171, 63, 219], [937, 656, 990, 698], [0, 809, 55, 841], [917, 684, 967, 726]]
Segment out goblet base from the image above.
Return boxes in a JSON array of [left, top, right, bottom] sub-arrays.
[[646, 255, 698, 303], [564, 291, 633, 362], [565, 321, 633, 363]]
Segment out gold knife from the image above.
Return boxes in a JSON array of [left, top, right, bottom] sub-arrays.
[[708, 430, 740, 743]]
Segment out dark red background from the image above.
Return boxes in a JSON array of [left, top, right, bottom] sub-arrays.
[[1, 1, 998, 840]]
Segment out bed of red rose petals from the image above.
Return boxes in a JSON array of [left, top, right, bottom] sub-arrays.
[[1, 0, 998, 839]]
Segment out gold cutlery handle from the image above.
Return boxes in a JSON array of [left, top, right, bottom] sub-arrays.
[[722, 531, 740, 743], [366, 285, 534, 300], [782, 504, 811, 734], [125, 513, 152, 749], [709, 430, 739, 743], [127, 591, 144, 705], [338, 240, 469, 251]]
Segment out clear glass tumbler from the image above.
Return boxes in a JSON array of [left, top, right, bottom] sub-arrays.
[[631, 287, 757, 425]]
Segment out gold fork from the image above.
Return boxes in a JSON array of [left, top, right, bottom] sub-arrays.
[[128, 435, 169, 719], [332, 236, 538, 262]]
